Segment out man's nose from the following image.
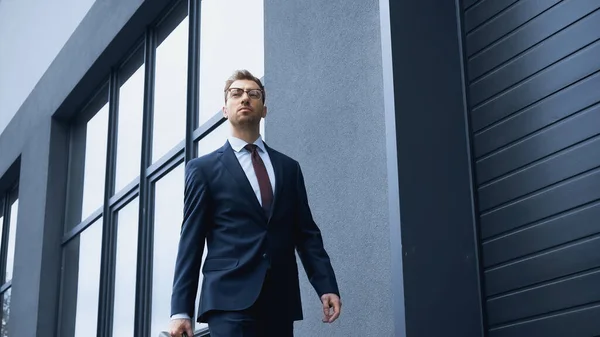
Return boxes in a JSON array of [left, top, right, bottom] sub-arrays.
[[240, 93, 250, 104]]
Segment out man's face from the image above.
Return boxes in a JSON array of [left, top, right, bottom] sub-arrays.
[[223, 79, 266, 128]]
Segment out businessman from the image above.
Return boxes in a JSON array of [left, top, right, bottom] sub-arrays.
[[169, 70, 341, 337]]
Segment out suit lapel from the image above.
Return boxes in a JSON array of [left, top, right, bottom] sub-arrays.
[[265, 143, 284, 223], [217, 141, 266, 220]]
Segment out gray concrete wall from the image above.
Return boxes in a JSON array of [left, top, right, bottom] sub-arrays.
[[264, 1, 394, 336], [10, 118, 69, 337]]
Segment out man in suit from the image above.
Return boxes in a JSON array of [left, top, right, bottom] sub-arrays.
[[169, 70, 341, 337]]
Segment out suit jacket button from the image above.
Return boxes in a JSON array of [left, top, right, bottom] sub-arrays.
[[262, 253, 268, 259]]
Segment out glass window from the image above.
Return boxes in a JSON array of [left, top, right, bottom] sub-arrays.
[[0, 288, 10, 337], [61, 1, 267, 334], [112, 198, 139, 337], [115, 65, 145, 193], [151, 164, 208, 335], [81, 103, 109, 220], [4, 199, 17, 283], [73, 219, 103, 337], [197, 121, 231, 157], [153, 17, 189, 163], [198, 0, 265, 125], [151, 164, 210, 335]]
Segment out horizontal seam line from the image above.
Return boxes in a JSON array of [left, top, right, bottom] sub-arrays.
[[469, 36, 600, 112], [469, 7, 600, 84], [486, 265, 600, 302], [475, 99, 600, 163], [471, 69, 600, 138], [465, 0, 520, 35], [467, 0, 564, 59], [476, 132, 600, 191], [479, 162, 600, 216], [464, 0, 485, 13], [483, 229, 600, 273], [478, 164, 600, 219], [481, 198, 600, 246], [488, 298, 600, 331], [477, 165, 600, 235]]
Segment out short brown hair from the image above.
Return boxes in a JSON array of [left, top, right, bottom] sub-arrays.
[[223, 69, 266, 104]]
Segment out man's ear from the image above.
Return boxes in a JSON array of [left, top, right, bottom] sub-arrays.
[[262, 105, 268, 118], [222, 106, 229, 119]]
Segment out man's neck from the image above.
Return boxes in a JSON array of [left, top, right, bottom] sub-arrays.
[[232, 127, 260, 144]]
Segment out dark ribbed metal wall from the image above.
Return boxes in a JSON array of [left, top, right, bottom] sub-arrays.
[[463, 0, 600, 336]]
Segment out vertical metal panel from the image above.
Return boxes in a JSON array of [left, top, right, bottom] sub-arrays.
[[464, 0, 600, 334], [386, 0, 486, 335]]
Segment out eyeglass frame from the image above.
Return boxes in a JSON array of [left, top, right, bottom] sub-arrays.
[[225, 88, 265, 102]]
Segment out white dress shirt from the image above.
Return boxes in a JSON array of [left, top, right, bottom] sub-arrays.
[[227, 135, 276, 205], [171, 134, 275, 321]]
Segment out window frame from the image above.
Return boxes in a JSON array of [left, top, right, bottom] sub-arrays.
[[0, 184, 18, 336], [58, 0, 216, 336], [59, 0, 265, 334]]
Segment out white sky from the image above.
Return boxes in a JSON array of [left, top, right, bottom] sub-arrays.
[[0, 0, 96, 135]]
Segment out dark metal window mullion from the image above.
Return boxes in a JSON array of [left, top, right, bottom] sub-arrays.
[[192, 112, 226, 144], [0, 281, 9, 295], [0, 193, 8, 328], [186, 0, 201, 163], [97, 69, 120, 337], [133, 26, 157, 337], [0, 193, 9, 286]]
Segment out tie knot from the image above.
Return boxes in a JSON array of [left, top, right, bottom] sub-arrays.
[[244, 144, 258, 154]]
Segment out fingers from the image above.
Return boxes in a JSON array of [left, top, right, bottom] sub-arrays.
[[169, 319, 192, 337], [329, 297, 342, 323], [322, 298, 331, 322], [169, 329, 191, 337], [321, 294, 342, 324]]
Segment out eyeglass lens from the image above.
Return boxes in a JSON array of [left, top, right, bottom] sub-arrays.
[[229, 88, 262, 99]]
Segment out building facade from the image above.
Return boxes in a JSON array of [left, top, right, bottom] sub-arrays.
[[0, 0, 598, 336]]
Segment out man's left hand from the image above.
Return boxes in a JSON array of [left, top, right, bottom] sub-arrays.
[[320, 293, 342, 323]]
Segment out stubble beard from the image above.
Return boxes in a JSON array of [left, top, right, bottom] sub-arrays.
[[231, 114, 260, 132]]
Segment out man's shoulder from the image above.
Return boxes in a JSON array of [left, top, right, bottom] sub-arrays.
[[186, 145, 225, 170], [187, 153, 214, 167], [266, 145, 300, 167]]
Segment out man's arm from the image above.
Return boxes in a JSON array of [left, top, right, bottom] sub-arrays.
[[170, 159, 212, 318], [293, 162, 340, 299]]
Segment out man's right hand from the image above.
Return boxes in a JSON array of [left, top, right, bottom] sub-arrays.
[[169, 318, 193, 337]]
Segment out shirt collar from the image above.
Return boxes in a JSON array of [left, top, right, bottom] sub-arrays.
[[228, 135, 267, 154]]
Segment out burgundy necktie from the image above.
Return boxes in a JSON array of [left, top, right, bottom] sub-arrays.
[[245, 144, 273, 213]]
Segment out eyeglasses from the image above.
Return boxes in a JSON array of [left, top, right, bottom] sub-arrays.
[[226, 88, 263, 100]]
